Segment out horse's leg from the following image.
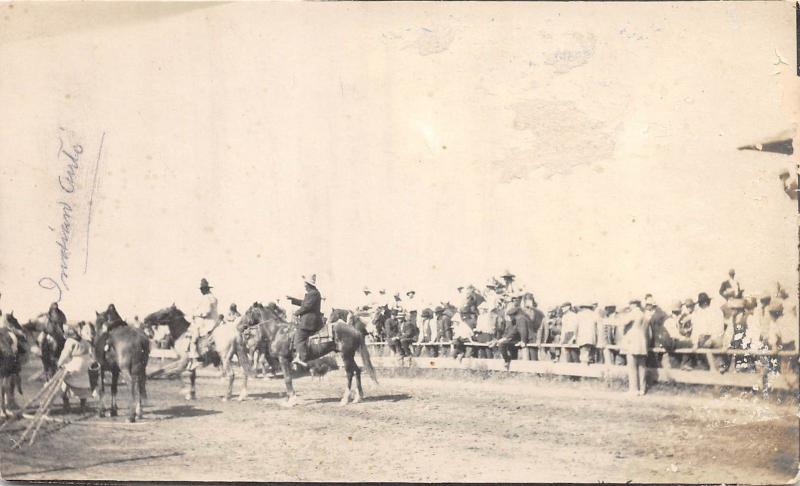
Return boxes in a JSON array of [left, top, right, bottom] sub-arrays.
[[110, 371, 119, 417], [0, 378, 7, 418], [278, 357, 297, 406], [222, 360, 234, 402], [340, 360, 354, 406], [353, 364, 364, 403], [97, 368, 106, 417], [237, 368, 248, 401], [7, 374, 19, 410], [62, 390, 70, 413], [122, 369, 136, 423]]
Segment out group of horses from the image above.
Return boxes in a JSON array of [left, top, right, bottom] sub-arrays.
[[0, 301, 378, 424], [145, 303, 377, 407]]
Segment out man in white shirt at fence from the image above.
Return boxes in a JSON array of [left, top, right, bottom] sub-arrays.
[[691, 292, 727, 372]]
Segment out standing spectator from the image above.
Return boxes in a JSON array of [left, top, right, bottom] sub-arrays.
[[520, 293, 544, 360], [620, 300, 649, 395], [418, 308, 434, 342], [574, 304, 598, 365], [718, 269, 743, 301], [598, 305, 618, 365], [384, 309, 401, 357], [435, 306, 452, 342], [560, 303, 579, 362], [500, 270, 517, 296], [399, 311, 419, 358], [542, 306, 564, 361], [643, 295, 669, 367]]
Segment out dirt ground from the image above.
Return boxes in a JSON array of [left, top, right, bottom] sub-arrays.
[[1, 360, 797, 483]]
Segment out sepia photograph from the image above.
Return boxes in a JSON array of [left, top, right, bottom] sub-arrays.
[[0, 1, 798, 483]]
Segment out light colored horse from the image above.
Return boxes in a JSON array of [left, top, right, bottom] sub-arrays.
[[210, 317, 255, 401]]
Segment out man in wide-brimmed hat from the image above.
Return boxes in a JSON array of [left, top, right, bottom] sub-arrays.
[[434, 305, 452, 343], [286, 274, 324, 369], [500, 269, 516, 291], [181, 278, 219, 400], [691, 292, 727, 370]]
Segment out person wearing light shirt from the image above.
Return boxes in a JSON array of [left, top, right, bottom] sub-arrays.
[[560, 305, 579, 362], [691, 292, 727, 372], [574, 304, 598, 364], [474, 303, 496, 359], [691, 294, 724, 349], [451, 314, 474, 361]]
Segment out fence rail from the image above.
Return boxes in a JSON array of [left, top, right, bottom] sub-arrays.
[[147, 341, 799, 391], [364, 341, 799, 391]]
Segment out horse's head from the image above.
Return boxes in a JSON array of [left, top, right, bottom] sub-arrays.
[[329, 308, 350, 324], [144, 305, 184, 327]]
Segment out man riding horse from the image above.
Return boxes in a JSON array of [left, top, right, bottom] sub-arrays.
[[181, 278, 218, 400], [37, 302, 67, 381], [287, 274, 324, 369]]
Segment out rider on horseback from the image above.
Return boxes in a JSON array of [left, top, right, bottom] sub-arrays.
[[38, 302, 66, 350], [182, 278, 218, 400], [287, 274, 323, 369]]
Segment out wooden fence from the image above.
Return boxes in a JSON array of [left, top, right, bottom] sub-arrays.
[[148, 341, 798, 390], [364, 341, 799, 391]]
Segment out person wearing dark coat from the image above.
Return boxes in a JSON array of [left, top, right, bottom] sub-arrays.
[[435, 307, 453, 342], [520, 302, 545, 361], [384, 310, 401, 355], [498, 306, 528, 366], [287, 275, 323, 368], [399, 311, 419, 357]]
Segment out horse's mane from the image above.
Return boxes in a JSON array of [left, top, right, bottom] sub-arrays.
[[144, 305, 184, 325], [143, 304, 189, 341]]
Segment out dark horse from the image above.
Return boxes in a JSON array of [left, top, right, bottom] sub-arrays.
[[143, 303, 190, 349], [26, 313, 65, 381], [1, 312, 28, 418], [94, 304, 150, 422], [239, 304, 378, 407], [143, 304, 221, 367]]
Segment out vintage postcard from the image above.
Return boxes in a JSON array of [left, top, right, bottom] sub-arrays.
[[0, 1, 797, 483]]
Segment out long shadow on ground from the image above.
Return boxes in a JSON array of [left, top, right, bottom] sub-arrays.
[[150, 405, 221, 420], [310, 393, 412, 404]]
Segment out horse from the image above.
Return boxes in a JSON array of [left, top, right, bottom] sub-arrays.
[[25, 313, 64, 382], [0, 313, 29, 418], [94, 304, 150, 422], [143, 304, 190, 349], [148, 304, 254, 401], [241, 303, 377, 407]]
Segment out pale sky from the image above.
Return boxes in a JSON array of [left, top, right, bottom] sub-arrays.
[[0, 2, 797, 322]]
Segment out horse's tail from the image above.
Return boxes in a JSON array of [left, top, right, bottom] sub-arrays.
[[140, 335, 150, 399], [235, 336, 256, 377], [358, 336, 378, 385]]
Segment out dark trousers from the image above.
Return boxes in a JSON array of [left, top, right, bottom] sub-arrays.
[[399, 338, 414, 357], [499, 339, 519, 363], [294, 327, 314, 362]]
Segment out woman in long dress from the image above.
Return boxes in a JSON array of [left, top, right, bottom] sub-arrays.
[[620, 300, 650, 396], [57, 324, 96, 413]]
